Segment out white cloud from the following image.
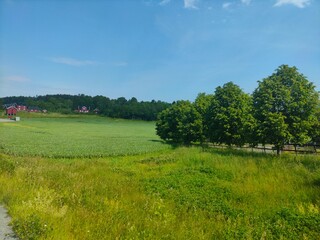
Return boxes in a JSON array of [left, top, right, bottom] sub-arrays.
[[4, 75, 30, 82], [274, 0, 311, 8], [241, 0, 252, 5], [184, 0, 198, 9], [222, 2, 232, 9], [50, 57, 99, 66], [159, 0, 171, 6]]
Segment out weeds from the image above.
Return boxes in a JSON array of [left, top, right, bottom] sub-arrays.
[[12, 214, 52, 240]]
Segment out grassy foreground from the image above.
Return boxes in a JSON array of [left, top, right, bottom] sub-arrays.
[[0, 147, 320, 239]]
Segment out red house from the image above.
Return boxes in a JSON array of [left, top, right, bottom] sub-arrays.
[[76, 106, 89, 113], [17, 105, 27, 111], [5, 105, 17, 117]]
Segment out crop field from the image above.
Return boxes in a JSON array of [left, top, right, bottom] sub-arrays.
[[0, 116, 320, 239], [0, 116, 170, 157]]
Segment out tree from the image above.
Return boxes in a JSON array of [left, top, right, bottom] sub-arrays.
[[207, 82, 253, 147], [253, 65, 319, 154], [93, 95, 109, 112], [261, 112, 289, 155], [310, 99, 320, 146], [194, 93, 213, 141], [156, 100, 203, 145]]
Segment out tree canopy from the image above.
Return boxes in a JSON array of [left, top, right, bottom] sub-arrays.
[[156, 101, 203, 145], [156, 65, 319, 154], [253, 65, 319, 153], [206, 82, 254, 147]]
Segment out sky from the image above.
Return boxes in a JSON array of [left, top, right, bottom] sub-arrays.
[[0, 0, 319, 102]]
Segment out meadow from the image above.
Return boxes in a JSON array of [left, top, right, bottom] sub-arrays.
[[0, 115, 320, 239], [0, 115, 170, 157]]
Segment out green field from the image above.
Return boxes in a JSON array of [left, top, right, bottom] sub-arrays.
[[0, 116, 170, 157], [0, 116, 320, 239]]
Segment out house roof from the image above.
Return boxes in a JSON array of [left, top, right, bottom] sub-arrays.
[[7, 105, 17, 109], [3, 103, 17, 109]]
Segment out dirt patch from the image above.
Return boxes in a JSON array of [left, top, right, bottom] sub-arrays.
[[0, 206, 17, 240]]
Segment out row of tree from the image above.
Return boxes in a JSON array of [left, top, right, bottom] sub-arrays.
[[1, 94, 170, 121], [156, 65, 320, 154]]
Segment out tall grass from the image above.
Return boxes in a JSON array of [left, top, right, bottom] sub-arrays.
[[1, 147, 319, 239]]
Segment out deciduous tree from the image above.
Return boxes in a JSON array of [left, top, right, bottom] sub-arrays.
[[253, 65, 319, 154], [194, 93, 213, 141], [156, 101, 203, 145], [207, 82, 253, 147]]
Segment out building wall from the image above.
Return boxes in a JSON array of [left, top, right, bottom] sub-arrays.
[[6, 108, 17, 116], [17, 105, 27, 111]]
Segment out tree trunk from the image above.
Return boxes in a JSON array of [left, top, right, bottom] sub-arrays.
[[276, 146, 280, 155]]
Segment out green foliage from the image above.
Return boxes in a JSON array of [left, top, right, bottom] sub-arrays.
[[143, 165, 235, 216], [12, 214, 52, 240], [269, 207, 320, 239], [0, 155, 15, 175], [253, 65, 319, 152], [1, 94, 170, 121], [156, 101, 203, 144], [310, 100, 320, 143], [154, 65, 319, 152], [194, 93, 213, 117], [207, 82, 254, 146], [194, 93, 214, 140], [261, 112, 290, 153]]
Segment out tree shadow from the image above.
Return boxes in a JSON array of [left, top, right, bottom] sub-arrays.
[[148, 140, 285, 159], [313, 179, 320, 187], [201, 146, 275, 159], [148, 139, 164, 143], [148, 139, 185, 149]]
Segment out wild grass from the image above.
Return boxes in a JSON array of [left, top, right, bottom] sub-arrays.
[[0, 116, 169, 157], [0, 147, 319, 239]]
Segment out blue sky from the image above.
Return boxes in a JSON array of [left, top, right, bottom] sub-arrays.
[[0, 0, 319, 102]]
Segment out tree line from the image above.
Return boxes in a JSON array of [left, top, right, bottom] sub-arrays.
[[0, 94, 170, 121], [156, 65, 320, 154]]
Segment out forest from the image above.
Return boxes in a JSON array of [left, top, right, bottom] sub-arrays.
[[0, 94, 170, 121]]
